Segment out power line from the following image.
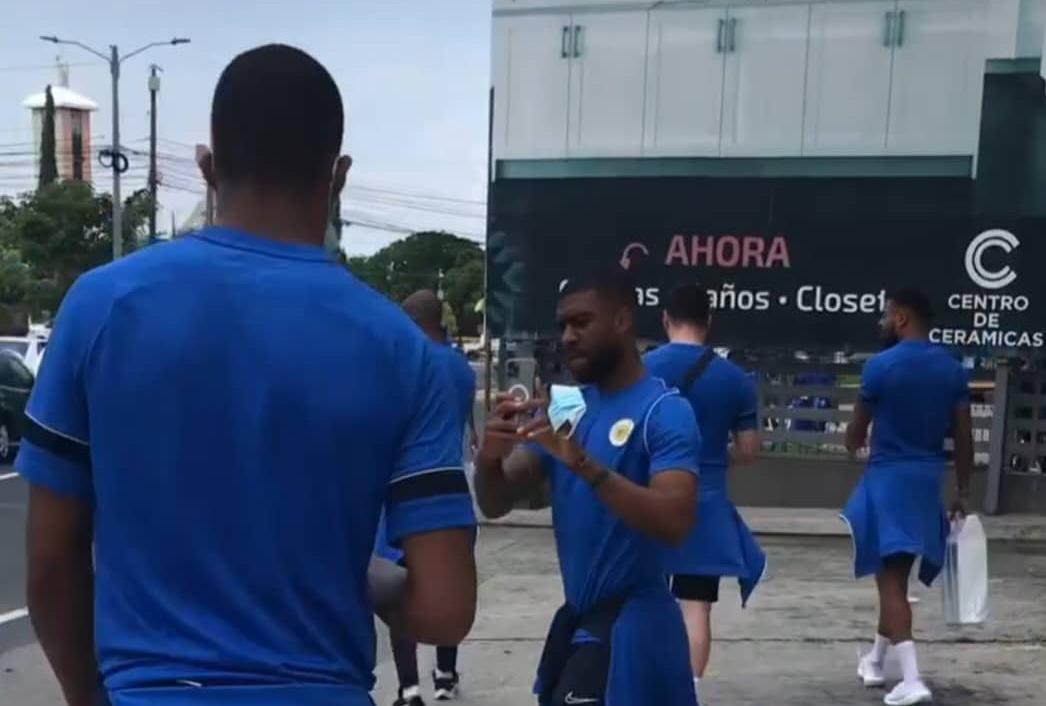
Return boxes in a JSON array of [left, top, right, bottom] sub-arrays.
[[349, 183, 485, 207], [0, 61, 100, 73]]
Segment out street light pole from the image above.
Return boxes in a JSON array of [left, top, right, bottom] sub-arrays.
[[39, 35, 190, 260], [110, 45, 123, 258], [148, 65, 161, 243]]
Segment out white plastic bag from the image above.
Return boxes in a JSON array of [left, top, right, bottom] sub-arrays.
[[941, 514, 990, 624]]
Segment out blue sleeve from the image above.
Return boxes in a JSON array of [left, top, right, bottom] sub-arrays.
[[734, 372, 759, 432], [15, 276, 106, 502], [859, 357, 884, 409], [644, 394, 701, 477], [384, 338, 476, 550], [457, 358, 477, 425], [373, 512, 403, 564]]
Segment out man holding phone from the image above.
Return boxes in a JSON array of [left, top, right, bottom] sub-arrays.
[[476, 269, 701, 705]]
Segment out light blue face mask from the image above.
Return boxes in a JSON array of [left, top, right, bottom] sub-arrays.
[[548, 385, 587, 437]]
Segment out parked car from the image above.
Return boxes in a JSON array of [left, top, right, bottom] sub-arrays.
[[0, 335, 48, 376], [0, 350, 34, 464]]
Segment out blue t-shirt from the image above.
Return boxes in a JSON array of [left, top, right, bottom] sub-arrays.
[[375, 341, 476, 563], [432, 343, 476, 429], [644, 343, 757, 490], [861, 340, 970, 469], [533, 375, 700, 613], [16, 227, 475, 704]]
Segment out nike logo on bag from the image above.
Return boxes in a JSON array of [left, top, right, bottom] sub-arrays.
[[564, 693, 599, 705]]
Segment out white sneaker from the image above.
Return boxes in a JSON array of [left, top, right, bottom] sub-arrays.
[[884, 680, 933, 706], [857, 654, 886, 688]]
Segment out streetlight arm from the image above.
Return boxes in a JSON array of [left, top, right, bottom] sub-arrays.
[[121, 38, 191, 63], [39, 36, 109, 63]]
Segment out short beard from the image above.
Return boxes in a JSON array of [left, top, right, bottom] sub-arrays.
[[572, 344, 624, 385]]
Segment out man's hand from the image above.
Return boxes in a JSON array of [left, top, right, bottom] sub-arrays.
[[478, 393, 542, 463], [475, 394, 549, 518], [515, 387, 585, 469], [949, 490, 970, 522]]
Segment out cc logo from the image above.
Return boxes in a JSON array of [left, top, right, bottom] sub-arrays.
[[965, 229, 1019, 290]]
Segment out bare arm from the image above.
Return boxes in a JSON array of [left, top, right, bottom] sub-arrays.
[[474, 447, 547, 519], [729, 429, 760, 466], [400, 528, 477, 645], [26, 486, 96, 706], [846, 399, 873, 456], [577, 462, 696, 545], [951, 404, 974, 514], [474, 394, 550, 519], [518, 402, 698, 545]]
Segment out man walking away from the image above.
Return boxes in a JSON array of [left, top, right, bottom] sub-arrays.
[[476, 269, 701, 705], [378, 289, 476, 705], [19, 44, 476, 706], [644, 283, 766, 705], [844, 288, 973, 706]]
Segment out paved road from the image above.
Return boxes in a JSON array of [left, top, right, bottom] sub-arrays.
[[377, 528, 1046, 706], [4, 479, 1045, 705], [0, 472, 32, 655]]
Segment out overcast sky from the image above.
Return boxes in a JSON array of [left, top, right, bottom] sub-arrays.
[[1, 0, 491, 255]]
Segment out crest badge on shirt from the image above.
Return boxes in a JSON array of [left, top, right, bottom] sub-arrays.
[[609, 418, 635, 447]]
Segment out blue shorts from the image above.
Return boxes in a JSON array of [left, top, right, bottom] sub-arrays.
[[841, 464, 949, 586], [605, 592, 695, 706]]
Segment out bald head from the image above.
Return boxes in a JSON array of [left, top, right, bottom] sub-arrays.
[[402, 289, 444, 341]]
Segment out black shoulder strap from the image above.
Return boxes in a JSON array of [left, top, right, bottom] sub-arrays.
[[680, 347, 717, 393]]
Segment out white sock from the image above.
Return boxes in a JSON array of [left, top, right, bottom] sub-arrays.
[[870, 633, 890, 663], [893, 640, 921, 685], [693, 676, 701, 702], [401, 684, 421, 699]]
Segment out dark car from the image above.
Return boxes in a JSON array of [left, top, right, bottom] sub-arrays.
[[0, 350, 33, 464]]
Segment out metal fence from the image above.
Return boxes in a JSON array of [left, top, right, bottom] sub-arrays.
[[757, 362, 994, 466], [491, 350, 1046, 512], [1005, 369, 1046, 475]]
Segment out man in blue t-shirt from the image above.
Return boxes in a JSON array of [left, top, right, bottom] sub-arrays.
[[17, 45, 476, 706], [643, 284, 766, 703], [476, 269, 701, 705], [379, 290, 476, 706], [844, 289, 973, 706]]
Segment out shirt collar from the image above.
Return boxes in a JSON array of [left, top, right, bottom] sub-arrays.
[[193, 226, 332, 263]]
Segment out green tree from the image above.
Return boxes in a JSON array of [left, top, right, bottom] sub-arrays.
[[38, 85, 58, 190], [0, 181, 152, 316], [343, 230, 485, 336], [0, 247, 31, 306], [442, 257, 484, 337]]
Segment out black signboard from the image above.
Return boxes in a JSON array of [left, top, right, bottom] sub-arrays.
[[487, 176, 1046, 352]]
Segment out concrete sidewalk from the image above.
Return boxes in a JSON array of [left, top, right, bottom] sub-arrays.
[[484, 506, 1046, 541], [371, 526, 1046, 706], [4, 526, 1044, 706]]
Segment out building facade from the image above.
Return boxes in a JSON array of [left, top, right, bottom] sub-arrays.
[[487, 0, 1046, 512], [22, 65, 97, 184]]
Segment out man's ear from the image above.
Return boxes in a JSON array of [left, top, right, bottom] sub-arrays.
[[331, 155, 352, 199], [661, 310, 670, 334], [196, 145, 216, 189]]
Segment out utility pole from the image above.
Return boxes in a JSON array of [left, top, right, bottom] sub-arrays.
[[148, 65, 161, 243], [39, 35, 190, 260]]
